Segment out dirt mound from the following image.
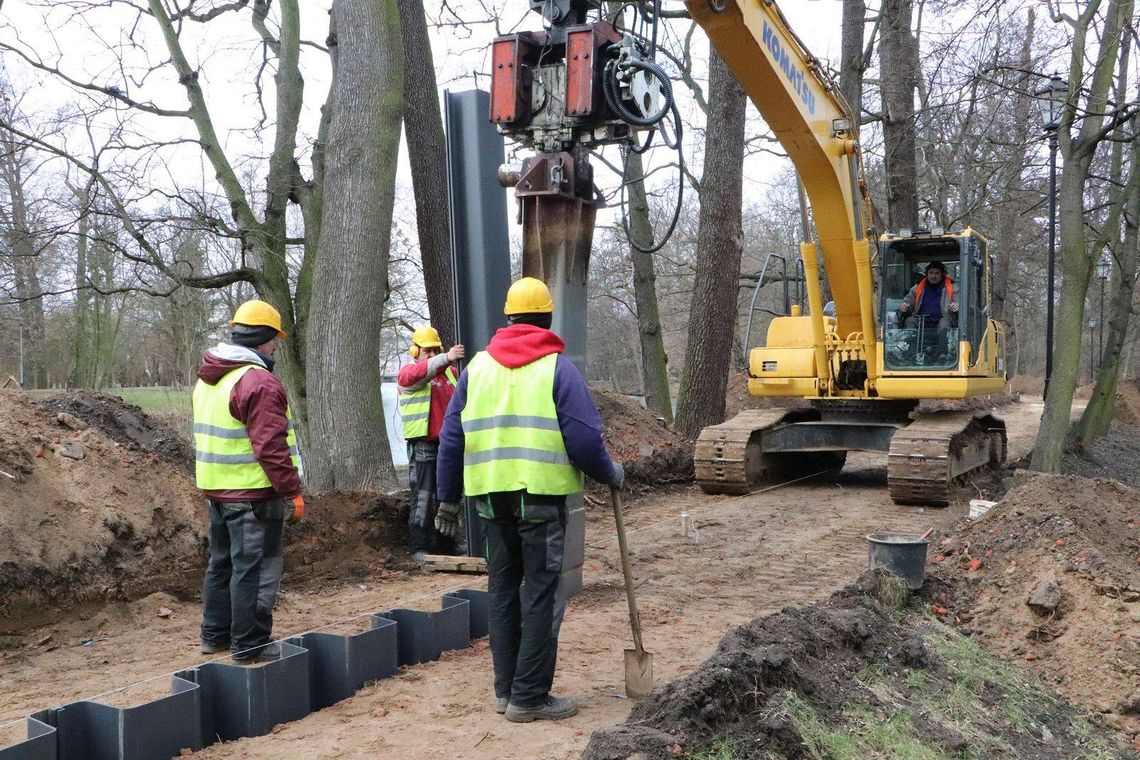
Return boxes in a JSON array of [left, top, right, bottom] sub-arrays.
[[1117, 382, 1140, 426], [39, 391, 193, 472], [0, 390, 205, 627], [919, 389, 1020, 414], [583, 571, 1133, 759], [935, 472, 1140, 738], [1063, 422, 1140, 488], [593, 389, 693, 486]]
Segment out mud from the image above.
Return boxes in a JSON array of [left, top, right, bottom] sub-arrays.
[[39, 391, 194, 472], [584, 571, 1132, 759], [592, 389, 693, 486], [935, 472, 1140, 738]]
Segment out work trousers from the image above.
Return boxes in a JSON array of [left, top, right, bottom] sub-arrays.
[[407, 440, 444, 554], [478, 491, 567, 707], [201, 499, 285, 657]]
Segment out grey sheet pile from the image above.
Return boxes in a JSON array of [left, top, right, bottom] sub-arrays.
[[0, 588, 491, 760]]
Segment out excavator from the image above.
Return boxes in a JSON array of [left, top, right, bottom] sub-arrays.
[[488, 0, 1008, 506]]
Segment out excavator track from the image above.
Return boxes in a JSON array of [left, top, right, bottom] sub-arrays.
[[887, 412, 1007, 506], [695, 409, 845, 495]]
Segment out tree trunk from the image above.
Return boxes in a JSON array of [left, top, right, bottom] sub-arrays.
[[305, 0, 404, 491], [674, 52, 747, 439], [990, 10, 1036, 368], [1075, 37, 1137, 447], [879, 0, 920, 230], [624, 149, 673, 423], [397, 0, 456, 347], [1031, 0, 1133, 471], [839, 0, 866, 122], [0, 144, 46, 388]]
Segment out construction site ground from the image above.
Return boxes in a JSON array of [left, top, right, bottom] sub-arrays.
[[1, 390, 1137, 758]]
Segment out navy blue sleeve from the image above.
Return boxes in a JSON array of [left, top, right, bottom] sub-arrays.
[[436, 369, 468, 502], [553, 355, 617, 484]]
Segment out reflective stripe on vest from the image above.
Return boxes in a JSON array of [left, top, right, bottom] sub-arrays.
[[460, 352, 582, 496], [400, 365, 457, 440], [192, 365, 302, 490]]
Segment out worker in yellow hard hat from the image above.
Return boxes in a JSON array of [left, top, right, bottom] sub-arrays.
[[192, 299, 303, 663], [435, 277, 623, 721], [397, 324, 464, 561]]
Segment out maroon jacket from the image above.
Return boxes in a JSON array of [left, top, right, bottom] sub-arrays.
[[195, 344, 303, 502]]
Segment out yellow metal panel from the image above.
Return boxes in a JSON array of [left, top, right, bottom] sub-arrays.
[[748, 377, 818, 397], [876, 377, 1008, 399], [749, 346, 816, 378], [765, 315, 823, 348]]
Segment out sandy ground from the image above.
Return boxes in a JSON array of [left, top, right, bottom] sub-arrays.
[[0, 398, 1056, 758]]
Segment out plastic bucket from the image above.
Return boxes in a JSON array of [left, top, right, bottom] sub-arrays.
[[866, 531, 930, 590]]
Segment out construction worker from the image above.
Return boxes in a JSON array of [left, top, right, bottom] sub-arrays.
[[435, 277, 624, 722], [397, 325, 464, 561], [193, 299, 303, 664], [899, 260, 959, 330]]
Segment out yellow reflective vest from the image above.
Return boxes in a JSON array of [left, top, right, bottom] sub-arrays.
[[400, 365, 457, 440], [460, 352, 582, 496], [192, 365, 301, 490]]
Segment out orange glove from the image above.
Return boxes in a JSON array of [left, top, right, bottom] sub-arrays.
[[291, 494, 305, 521]]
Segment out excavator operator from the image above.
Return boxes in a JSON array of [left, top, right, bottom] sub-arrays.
[[899, 261, 959, 330]]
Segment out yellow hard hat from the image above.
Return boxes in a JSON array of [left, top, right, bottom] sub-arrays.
[[409, 325, 442, 358], [503, 277, 554, 315], [232, 299, 286, 338]]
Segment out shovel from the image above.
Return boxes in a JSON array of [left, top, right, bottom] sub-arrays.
[[610, 486, 654, 699]]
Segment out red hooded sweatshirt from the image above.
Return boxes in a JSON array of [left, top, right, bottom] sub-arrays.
[[195, 344, 303, 502]]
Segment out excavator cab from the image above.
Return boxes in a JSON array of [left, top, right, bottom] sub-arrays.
[[878, 230, 990, 375]]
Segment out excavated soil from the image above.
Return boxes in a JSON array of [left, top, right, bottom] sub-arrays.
[[0, 390, 205, 626], [934, 472, 1140, 739], [583, 571, 1133, 760], [0, 389, 410, 631], [39, 391, 194, 473], [592, 389, 693, 486]]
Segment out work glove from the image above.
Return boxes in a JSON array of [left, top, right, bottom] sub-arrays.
[[610, 462, 625, 490], [435, 501, 462, 539], [291, 494, 305, 521]]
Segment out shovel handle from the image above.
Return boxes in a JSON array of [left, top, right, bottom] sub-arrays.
[[610, 486, 645, 653]]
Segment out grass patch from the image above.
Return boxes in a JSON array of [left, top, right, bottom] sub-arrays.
[[110, 387, 192, 415], [687, 736, 741, 760]]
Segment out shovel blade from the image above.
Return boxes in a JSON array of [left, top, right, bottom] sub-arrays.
[[624, 648, 654, 699]]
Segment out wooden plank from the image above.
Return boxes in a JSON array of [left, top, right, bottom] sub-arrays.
[[418, 554, 487, 574]]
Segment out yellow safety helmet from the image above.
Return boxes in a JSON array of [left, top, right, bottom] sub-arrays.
[[503, 277, 554, 315], [231, 299, 286, 338], [409, 325, 442, 358]]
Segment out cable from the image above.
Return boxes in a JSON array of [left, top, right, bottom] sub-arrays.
[[602, 56, 674, 128], [618, 97, 685, 255]]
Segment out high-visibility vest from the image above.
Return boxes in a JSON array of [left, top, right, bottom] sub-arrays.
[[460, 352, 582, 496], [192, 365, 301, 490], [400, 365, 457, 440]]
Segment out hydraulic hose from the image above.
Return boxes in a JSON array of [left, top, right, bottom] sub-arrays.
[[603, 57, 673, 128]]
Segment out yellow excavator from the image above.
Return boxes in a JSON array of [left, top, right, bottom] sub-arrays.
[[687, 0, 1007, 505], [489, 0, 1007, 506]]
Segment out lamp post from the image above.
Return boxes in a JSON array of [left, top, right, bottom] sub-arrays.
[[1096, 255, 1112, 375], [1035, 72, 1067, 399]]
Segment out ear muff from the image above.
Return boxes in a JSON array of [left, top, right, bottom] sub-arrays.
[[410, 344, 420, 358]]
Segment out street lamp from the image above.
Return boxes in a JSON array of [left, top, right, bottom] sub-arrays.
[[1096, 255, 1112, 375], [1035, 72, 1067, 398]]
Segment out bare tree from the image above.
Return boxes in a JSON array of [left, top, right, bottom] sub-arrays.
[[305, 0, 404, 491], [397, 0, 456, 346], [879, 0, 920, 230], [673, 51, 747, 439], [1032, 0, 1136, 471]]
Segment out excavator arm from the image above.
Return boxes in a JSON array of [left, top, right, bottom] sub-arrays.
[[686, 0, 878, 393]]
